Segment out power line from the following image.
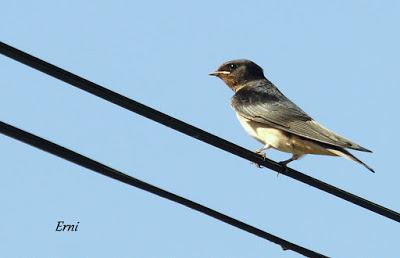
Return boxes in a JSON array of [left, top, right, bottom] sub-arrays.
[[0, 121, 327, 257], [0, 41, 399, 224]]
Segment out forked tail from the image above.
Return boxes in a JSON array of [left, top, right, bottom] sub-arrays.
[[328, 148, 375, 173]]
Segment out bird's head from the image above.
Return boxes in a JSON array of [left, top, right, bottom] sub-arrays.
[[209, 59, 265, 91]]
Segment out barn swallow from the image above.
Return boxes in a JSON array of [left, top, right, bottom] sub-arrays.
[[210, 59, 374, 172]]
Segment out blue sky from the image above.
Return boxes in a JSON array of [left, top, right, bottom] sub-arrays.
[[1, 1, 399, 257]]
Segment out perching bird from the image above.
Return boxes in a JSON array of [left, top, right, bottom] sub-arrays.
[[209, 59, 374, 173]]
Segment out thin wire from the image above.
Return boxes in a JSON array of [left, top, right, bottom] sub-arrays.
[[0, 41, 399, 223], [0, 121, 327, 257]]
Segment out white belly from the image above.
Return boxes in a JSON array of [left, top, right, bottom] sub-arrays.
[[236, 114, 334, 156]]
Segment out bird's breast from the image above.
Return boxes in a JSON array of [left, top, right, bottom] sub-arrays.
[[235, 113, 291, 150]]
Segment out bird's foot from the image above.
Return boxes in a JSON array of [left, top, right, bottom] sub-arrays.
[[253, 150, 266, 168], [277, 158, 293, 175], [255, 150, 266, 159], [279, 159, 292, 166]]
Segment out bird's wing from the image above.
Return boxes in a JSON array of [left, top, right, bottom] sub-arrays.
[[231, 84, 371, 152]]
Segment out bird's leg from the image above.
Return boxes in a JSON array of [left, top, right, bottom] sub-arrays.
[[275, 154, 303, 176], [279, 154, 303, 168], [253, 144, 271, 168], [255, 144, 271, 157]]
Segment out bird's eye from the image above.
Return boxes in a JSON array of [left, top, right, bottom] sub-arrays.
[[229, 64, 237, 69]]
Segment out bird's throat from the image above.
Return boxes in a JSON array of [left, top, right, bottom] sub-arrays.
[[221, 77, 249, 92]]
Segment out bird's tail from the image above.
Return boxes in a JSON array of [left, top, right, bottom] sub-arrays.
[[328, 148, 375, 173]]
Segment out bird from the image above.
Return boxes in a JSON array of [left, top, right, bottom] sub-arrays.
[[209, 59, 374, 173]]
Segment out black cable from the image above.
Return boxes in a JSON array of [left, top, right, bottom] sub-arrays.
[[0, 121, 327, 257], [1, 41, 399, 224]]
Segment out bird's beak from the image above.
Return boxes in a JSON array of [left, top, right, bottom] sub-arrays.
[[209, 71, 230, 76]]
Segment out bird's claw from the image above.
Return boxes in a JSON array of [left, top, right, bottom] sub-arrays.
[[278, 160, 290, 175], [279, 160, 290, 166], [255, 150, 266, 159], [252, 150, 266, 168]]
